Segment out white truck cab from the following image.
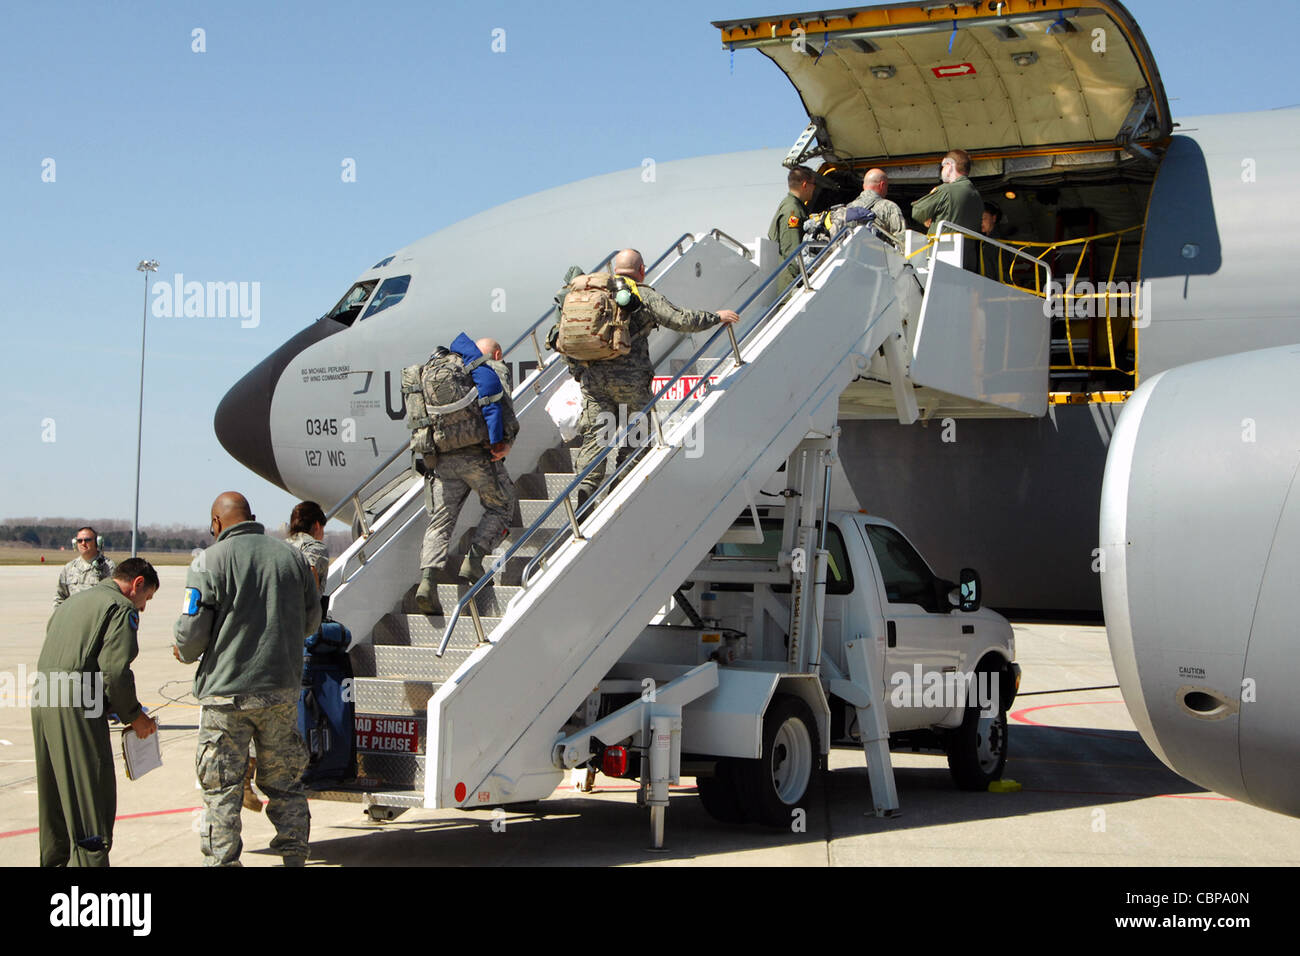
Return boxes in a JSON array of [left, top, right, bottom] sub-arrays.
[[572, 502, 1021, 829]]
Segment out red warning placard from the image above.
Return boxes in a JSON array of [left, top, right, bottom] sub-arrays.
[[355, 715, 420, 753]]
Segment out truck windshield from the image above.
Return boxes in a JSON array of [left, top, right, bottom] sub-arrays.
[[714, 519, 853, 594]]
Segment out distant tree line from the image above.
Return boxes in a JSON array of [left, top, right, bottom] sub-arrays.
[[0, 522, 209, 552], [1, 517, 347, 557]]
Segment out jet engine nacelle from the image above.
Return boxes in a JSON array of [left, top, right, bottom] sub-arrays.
[[1100, 344, 1300, 817]]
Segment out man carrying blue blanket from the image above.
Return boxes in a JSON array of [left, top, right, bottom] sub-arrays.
[[414, 334, 519, 615]]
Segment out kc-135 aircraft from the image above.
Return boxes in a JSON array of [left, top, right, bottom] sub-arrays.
[[214, 2, 1300, 817]]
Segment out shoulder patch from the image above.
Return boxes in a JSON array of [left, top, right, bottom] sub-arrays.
[[128, 610, 140, 631], [787, 215, 800, 228]]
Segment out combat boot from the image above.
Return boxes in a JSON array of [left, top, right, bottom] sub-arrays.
[[415, 568, 442, 615], [242, 758, 263, 813], [459, 545, 488, 582]]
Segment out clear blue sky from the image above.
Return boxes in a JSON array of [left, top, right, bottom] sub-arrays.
[[1, 0, 1295, 528]]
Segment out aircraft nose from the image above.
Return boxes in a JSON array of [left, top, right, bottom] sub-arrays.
[[214, 317, 346, 489]]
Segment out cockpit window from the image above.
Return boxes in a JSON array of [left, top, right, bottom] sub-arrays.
[[371, 255, 395, 269], [361, 275, 411, 320], [324, 281, 377, 327]]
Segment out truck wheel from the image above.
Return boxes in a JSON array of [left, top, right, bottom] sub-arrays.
[[735, 695, 820, 828], [696, 759, 747, 824], [945, 670, 1008, 790]]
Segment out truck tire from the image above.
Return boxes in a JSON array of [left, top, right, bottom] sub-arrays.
[[696, 759, 747, 824], [945, 668, 1008, 790], [734, 695, 820, 828]]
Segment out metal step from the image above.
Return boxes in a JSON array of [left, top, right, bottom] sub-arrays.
[[529, 472, 584, 499], [308, 786, 424, 809], [372, 643, 475, 682], [436, 582, 520, 616], [518, 498, 574, 531], [354, 751, 424, 789], [352, 677, 440, 717], [370, 611, 503, 649]]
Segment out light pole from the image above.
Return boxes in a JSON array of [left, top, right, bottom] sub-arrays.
[[132, 259, 159, 558]]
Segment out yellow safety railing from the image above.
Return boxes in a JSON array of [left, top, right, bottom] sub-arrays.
[[972, 225, 1144, 374]]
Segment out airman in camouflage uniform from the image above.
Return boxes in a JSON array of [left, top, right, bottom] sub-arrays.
[[846, 168, 907, 245], [415, 337, 519, 614], [53, 527, 115, 609], [768, 165, 815, 292], [557, 249, 740, 506], [287, 500, 331, 595], [174, 492, 321, 867]]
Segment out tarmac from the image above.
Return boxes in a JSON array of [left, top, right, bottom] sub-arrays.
[[2, 564, 1297, 868]]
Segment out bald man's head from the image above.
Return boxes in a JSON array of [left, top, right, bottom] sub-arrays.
[[476, 337, 503, 361], [863, 168, 888, 196], [211, 491, 253, 524], [612, 249, 645, 280]]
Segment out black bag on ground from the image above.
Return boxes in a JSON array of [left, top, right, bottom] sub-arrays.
[[298, 620, 357, 787]]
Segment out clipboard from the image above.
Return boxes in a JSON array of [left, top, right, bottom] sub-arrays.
[[121, 725, 162, 780]]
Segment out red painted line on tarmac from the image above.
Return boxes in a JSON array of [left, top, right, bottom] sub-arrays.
[[0, 804, 201, 840], [1010, 699, 1140, 740], [1018, 787, 1233, 802]]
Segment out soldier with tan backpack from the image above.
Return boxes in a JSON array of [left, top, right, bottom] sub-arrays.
[[549, 249, 739, 508]]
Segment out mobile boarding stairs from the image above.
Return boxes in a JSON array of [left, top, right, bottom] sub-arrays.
[[317, 220, 1052, 846]]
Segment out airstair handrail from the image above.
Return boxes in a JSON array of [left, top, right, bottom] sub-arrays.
[[438, 225, 859, 656], [709, 228, 753, 259], [931, 221, 1055, 305], [322, 443, 410, 529]]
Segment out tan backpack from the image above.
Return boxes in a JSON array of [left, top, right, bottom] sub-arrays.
[[555, 274, 638, 361]]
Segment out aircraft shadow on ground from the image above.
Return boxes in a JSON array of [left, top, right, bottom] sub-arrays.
[[290, 723, 1209, 866], [824, 723, 1211, 839]]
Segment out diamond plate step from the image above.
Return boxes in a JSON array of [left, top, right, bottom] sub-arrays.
[[518, 497, 578, 530], [353, 677, 439, 717], [435, 582, 519, 616], [306, 785, 424, 808], [354, 752, 424, 789], [371, 643, 474, 682], [370, 612, 503, 649], [520, 472, 586, 499]]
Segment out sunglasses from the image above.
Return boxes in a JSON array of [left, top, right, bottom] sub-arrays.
[[76, 537, 95, 544]]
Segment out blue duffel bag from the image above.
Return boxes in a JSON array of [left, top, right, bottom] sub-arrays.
[[298, 621, 357, 786]]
